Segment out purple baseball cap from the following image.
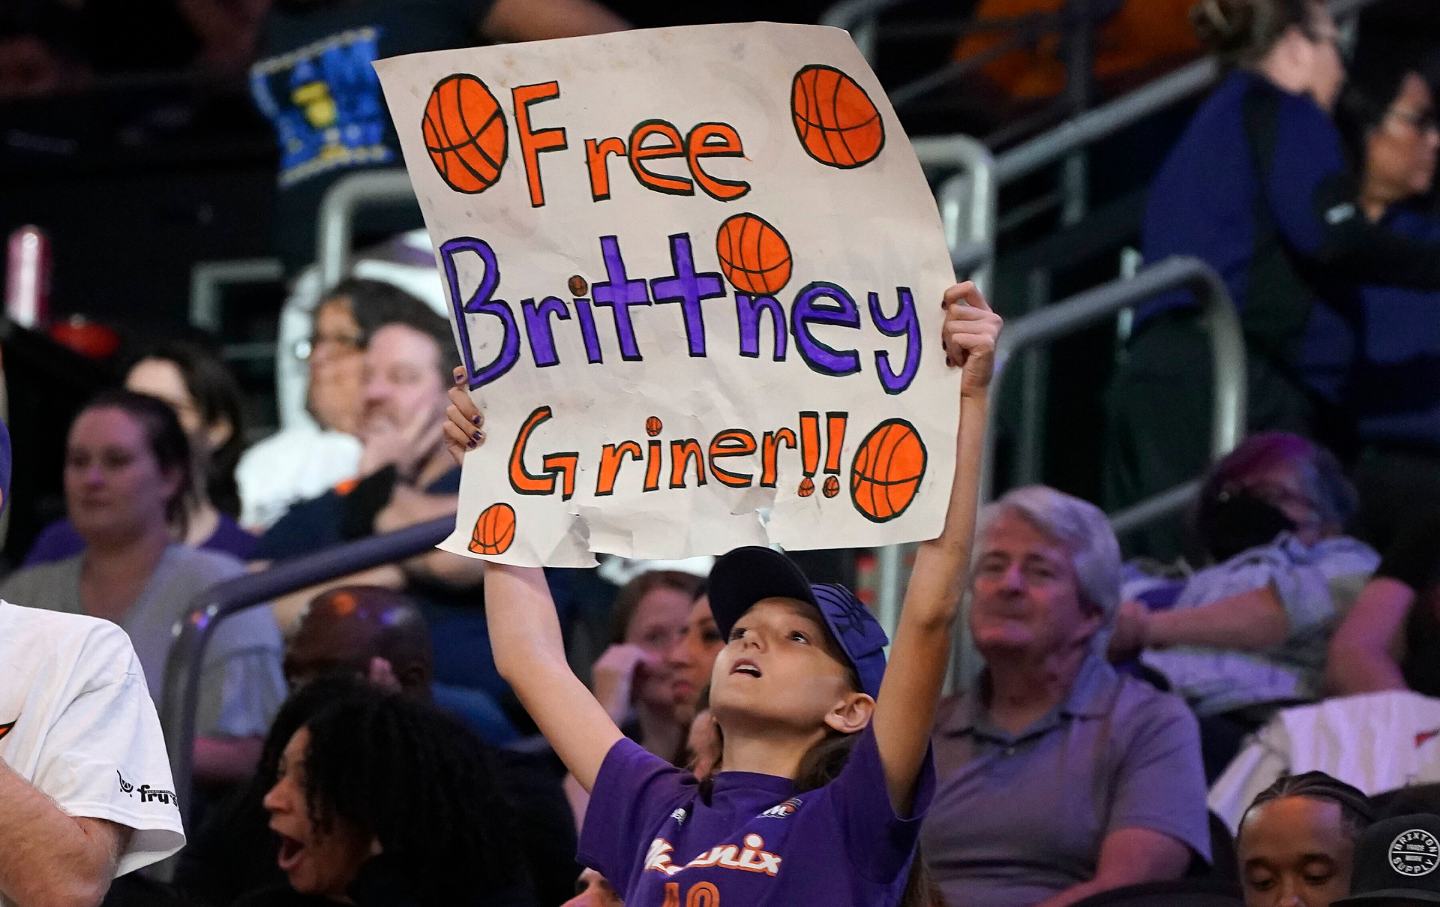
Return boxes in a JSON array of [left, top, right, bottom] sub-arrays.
[[708, 546, 889, 699]]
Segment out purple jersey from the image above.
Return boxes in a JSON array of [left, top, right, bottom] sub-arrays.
[[579, 725, 934, 906]]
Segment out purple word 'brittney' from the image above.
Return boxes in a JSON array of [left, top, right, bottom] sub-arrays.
[[441, 233, 921, 395]]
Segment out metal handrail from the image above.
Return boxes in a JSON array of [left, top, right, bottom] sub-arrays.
[[188, 257, 284, 332], [161, 515, 452, 827], [936, 150, 997, 295], [981, 256, 1246, 514], [818, 0, 898, 59], [315, 168, 417, 289]]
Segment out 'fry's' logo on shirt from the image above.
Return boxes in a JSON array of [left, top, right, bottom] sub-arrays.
[[116, 770, 178, 807], [644, 833, 783, 877]]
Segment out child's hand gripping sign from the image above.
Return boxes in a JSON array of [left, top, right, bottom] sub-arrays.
[[374, 23, 959, 566]]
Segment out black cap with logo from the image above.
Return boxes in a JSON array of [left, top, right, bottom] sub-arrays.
[[1337, 814, 1440, 904]]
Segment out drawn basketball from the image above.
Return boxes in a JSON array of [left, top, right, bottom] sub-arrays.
[[850, 419, 927, 523], [823, 476, 840, 498], [798, 477, 815, 498], [468, 502, 516, 556], [423, 74, 508, 194], [715, 213, 792, 295], [790, 65, 886, 169], [646, 416, 663, 437]]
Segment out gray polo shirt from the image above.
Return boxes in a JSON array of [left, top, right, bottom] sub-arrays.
[[920, 654, 1210, 907], [0, 546, 286, 740]]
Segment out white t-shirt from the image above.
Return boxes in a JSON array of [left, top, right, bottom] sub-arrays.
[[1209, 691, 1440, 832], [0, 600, 186, 897], [235, 424, 362, 531]]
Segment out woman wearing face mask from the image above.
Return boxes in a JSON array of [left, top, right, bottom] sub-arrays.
[[1111, 433, 1379, 778], [1237, 771, 1374, 907], [237, 688, 532, 907], [1107, 0, 1440, 558]]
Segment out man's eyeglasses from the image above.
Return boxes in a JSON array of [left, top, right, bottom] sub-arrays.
[[1387, 107, 1440, 136], [293, 331, 365, 362]]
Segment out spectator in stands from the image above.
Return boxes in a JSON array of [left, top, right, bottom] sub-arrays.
[[251, 0, 627, 431], [922, 485, 1210, 907], [253, 296, 529, 743], [1110, 433, 1378, 776], [1344, 57, 1440, 531], [1324, 62, 1440, 700], [282, 586, 432, 695], [284, 584, 522, 744], [183, 589, 577, 906], [566, 570, 699, 824], [239, 278, 432, 532], [1326, 525, 1440, 697], [1235, 771, 1374, 907], [665, 585, 724, 728], [1107, 0, 1440, 557], [178, 675, 372, 907], [595, 570, 701, 760], [445, 281, 999, 907], [0, 413, 188, 906], [0, 389, 286, 783], [236, 687, 533, 906], [26, 337, 256, 565]]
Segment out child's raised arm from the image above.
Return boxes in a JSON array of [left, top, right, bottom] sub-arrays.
[[872, 281, 1000, 812], [444, 373, 623, 790]]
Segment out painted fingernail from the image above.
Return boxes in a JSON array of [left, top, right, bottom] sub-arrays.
[[476, 432, 486, 444], [471, 414, 482, 426], [466, 439, 477, 450], [471, 430, 483, 442], [454, 370, 465, 384]]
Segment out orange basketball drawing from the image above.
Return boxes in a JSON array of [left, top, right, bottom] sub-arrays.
[[798, 477, 815, 498], [423, 74, 508, 194], [823, 476, 840, 498], [715, 213, 792, 295], [790, 65, 886, 169], [468, 502, 516, 556], [849, 419, 927, 523], [645, 416, 663, 437]]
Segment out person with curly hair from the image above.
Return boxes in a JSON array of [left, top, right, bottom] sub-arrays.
[[237, 687, 535, 906]]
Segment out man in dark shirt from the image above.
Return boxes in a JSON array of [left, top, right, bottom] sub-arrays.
[[254, 292, 520, 728]]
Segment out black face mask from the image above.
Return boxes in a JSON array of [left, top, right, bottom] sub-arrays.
[[1197, 488, 1298, 562]]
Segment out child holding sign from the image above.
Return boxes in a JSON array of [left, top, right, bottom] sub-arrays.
[[443, 281, 1000, 906]]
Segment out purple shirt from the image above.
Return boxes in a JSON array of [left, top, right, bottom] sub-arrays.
[[23, 514, 258, 567], [922, 655, 1210, 907], [579, 725, 934, 906]]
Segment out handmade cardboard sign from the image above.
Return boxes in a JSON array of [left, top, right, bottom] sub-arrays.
[[374, 22, 959, 566]]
